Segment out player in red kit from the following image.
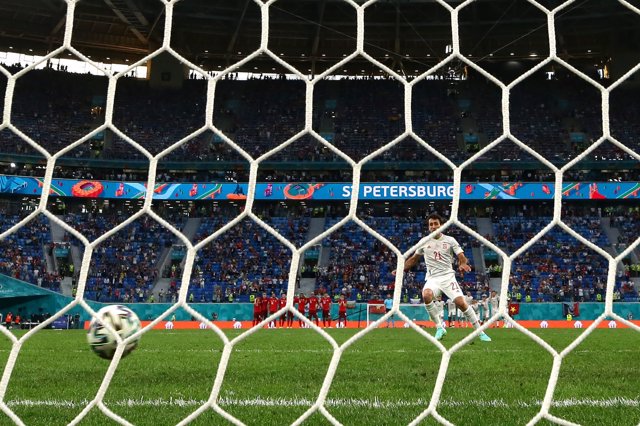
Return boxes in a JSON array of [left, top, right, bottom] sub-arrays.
[[260, 292, 268, 326], [338, 294, 347, 328], [321, 293, 332, 327], [253, 295, 262, 326], [268, 292, 279, 328], [297, 292, 307, 327], [278, 293, 287, 328], [307, 294, 319, 326], [288, 294, 298, 328]]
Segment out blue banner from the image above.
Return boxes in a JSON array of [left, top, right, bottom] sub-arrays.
[[1, 175, 639, 201], [51, 316, 69, 329]]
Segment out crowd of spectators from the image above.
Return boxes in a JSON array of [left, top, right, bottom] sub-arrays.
[[606, 206, 640, 253], [166, 208, 309, 304], [3, 68, 638, 183], [4, 69, 104, 158], [1, 66, 640, 305], [490, 208, 637, 303], [0, 215, 62, 291], [63, 209, 182, 302], [0, 200, 637, 304]]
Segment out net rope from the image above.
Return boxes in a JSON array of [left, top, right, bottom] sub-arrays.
[[0, 0, 638, 424]]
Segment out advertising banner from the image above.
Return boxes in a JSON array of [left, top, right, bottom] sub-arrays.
[[1, 175, 639, 201]]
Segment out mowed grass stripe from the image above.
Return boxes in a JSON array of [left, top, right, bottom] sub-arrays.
[[0, 328, 637, 425]]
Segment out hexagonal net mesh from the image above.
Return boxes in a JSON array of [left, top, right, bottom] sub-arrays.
[[0, 0, 639, 425]]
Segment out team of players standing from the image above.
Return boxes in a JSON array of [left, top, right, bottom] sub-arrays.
[[252, 292, 348, 328], [435, 291, 502, 328], [250, 290, 502, 329]]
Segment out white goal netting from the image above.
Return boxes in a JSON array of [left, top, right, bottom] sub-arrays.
[[0, 0, 640, 425]]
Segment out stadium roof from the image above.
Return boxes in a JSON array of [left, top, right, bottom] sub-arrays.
[[0, 0, 639, 76]]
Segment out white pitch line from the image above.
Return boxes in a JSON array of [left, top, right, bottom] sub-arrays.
[[6, 397, 639, 409]]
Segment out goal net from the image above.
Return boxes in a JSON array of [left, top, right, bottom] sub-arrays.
[[0, 0, 639, 425]]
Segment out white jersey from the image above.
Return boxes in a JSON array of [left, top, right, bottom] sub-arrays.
[[480, 299, 490, 319], [446, 298, 456, 316], [471, 303, 479, 315], [480, 298, 489, 311], [489, 295, 499, 314], [417, 234, 464, 279]]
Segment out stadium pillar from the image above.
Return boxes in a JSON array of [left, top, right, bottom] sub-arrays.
[[147, 51, 188, 89]]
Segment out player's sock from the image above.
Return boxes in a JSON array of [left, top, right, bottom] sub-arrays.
[[463, 306, 481, 329], [425, 301, 444, 329]]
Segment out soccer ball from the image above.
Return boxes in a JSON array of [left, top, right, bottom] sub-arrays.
[[165, 321, 174, 330], [574, 321, 583, 329], [540, 320, 549, 329], [199, 322, 208, 330], [87, 305, 141, 360], [608, 320, 617, 329]]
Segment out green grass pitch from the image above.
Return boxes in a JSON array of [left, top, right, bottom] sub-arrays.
[[0, 327, 638, 425]]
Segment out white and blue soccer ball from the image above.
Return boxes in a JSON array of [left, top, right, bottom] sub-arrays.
[[574, 321, 583, 329], [540, 320, 549, 329], [233, 320, 242, 329], [608, 320, 617, 329], [165, 321, 174, 330], [336, 321, 345, 328], [199, 322, 208, 330], [87, 305, 141, 360]]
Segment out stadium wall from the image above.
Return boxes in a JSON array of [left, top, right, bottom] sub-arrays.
[[1, 275, 638, 325]]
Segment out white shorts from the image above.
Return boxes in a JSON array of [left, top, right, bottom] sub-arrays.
[[422, 274, 465, 301]]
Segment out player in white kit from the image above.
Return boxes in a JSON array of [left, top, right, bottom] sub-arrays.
[[434, 296, 445, 328], [489, 290, 500, 328], [471, 299, 480, 321], [463, 292, 474, 327], [393, 213, 491, 342], [446, 297, 457, 327]]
